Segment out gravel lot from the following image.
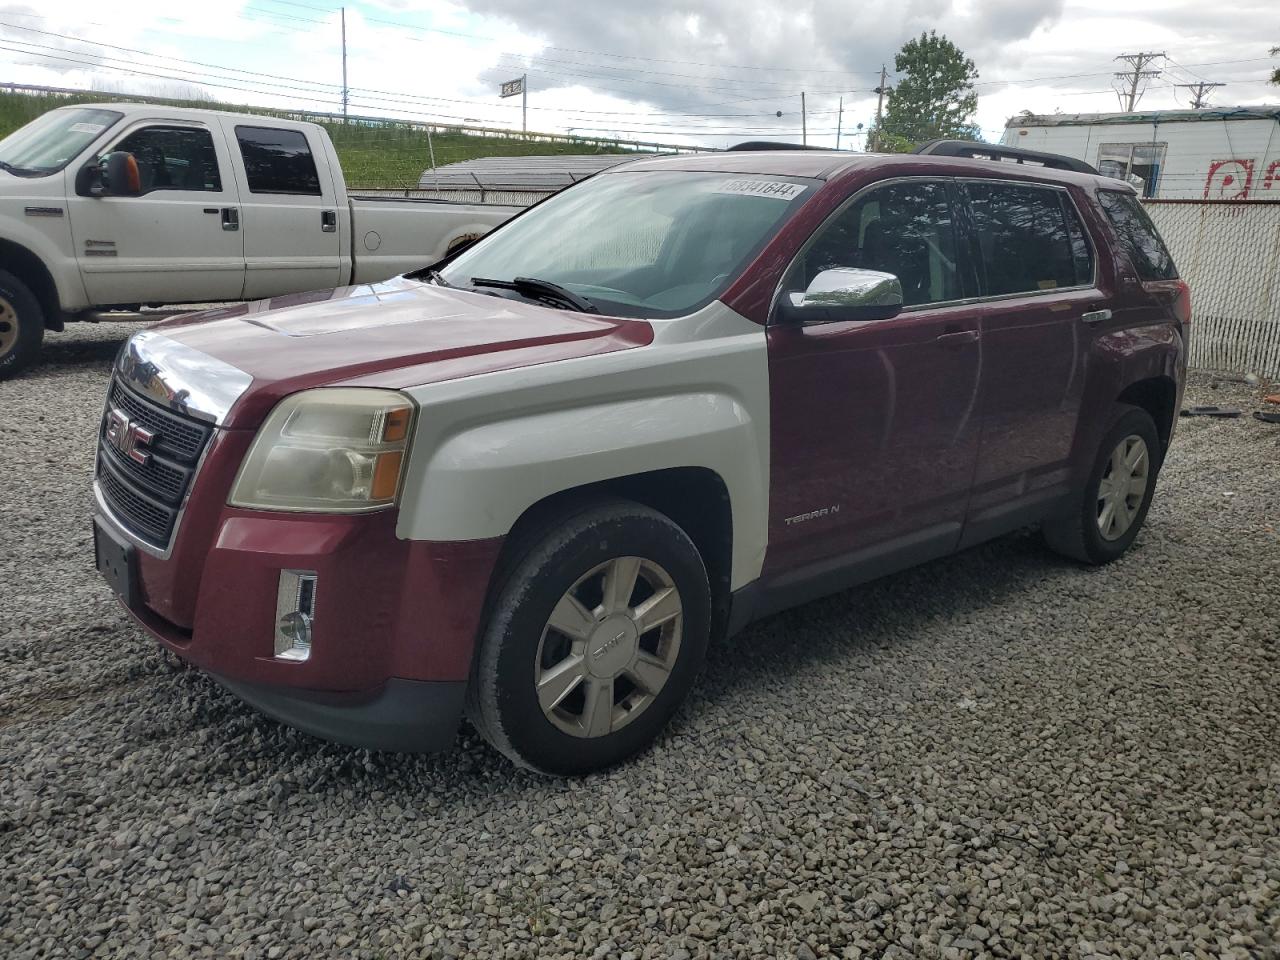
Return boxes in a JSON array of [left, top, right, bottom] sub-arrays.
[[2, 321, 1278, 960]]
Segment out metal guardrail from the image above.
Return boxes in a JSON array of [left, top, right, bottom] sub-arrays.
[[0, 81, 712, 155]]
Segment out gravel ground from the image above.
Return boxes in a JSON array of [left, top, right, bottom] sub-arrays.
[[1, 321, 1278, 960]]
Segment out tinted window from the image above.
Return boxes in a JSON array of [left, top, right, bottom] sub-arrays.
[[110, 126, 222, 193], [235, 126, 321, 195], [966, 183, 1093, 296], [787, 180, 961, 307], [1097, 190, 1178, 281]]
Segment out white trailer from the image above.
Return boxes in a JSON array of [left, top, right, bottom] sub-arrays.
[[1001, 107, 1280, 201]]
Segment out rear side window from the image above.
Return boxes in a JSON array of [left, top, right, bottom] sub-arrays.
[[1097, 190, 1178, 280], [965, 182, 1094, 296], [235, 126, 322, 196]]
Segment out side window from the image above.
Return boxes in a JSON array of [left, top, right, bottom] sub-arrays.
[[966, 183, 1090, 296], [235, 126, 322, 196], [787, 180, 961, 307], [108, 126, 222, 193], [1097, 191, 1178, 281]]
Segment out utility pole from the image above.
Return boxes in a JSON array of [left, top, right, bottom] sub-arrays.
[[340, 7, 348, 120], [1176, 80, 1225, 109], [1113, 51, 1165, 112], [835, 96, 843, 150], [801, 91, 806, 145], [522, 74, 527, 135], [872, 64, 889, 151]]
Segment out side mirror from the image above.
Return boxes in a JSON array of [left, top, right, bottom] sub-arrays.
[[80, 151, 141, 198], [776, 267, 904, 324]]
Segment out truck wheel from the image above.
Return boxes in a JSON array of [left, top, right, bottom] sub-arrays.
[[1043, 405, 1162, 565], [467, 500, 711, 776], [0, 270, 44, 379]]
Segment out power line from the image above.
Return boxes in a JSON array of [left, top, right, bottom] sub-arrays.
[[1113, 51, 1165, 111], [1175, 80, 1225, 109]]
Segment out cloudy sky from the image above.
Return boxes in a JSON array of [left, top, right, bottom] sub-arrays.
[[1, 0, 1276, 148]]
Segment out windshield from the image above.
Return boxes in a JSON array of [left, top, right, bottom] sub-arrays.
[[439, 170, 815, 318], [0, 107, 123, 178]]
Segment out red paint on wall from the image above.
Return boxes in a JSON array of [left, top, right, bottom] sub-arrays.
[[1203, 159, 1255, 200]]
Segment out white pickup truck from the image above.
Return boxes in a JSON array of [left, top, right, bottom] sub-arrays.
[[0, 102, 520, 377]]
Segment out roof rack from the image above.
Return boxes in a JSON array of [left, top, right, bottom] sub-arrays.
[[912, 139, 1098, 175], [727, 141, 826, 152]]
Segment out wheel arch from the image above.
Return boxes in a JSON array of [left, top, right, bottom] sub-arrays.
[[496, 467, 735, 638], [0, 238, 63, 331], [1116, 374, 1178, 454]]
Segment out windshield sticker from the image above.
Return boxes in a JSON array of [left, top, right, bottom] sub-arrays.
[[69, 122, 107, 135], [714, 179, 806, 201]]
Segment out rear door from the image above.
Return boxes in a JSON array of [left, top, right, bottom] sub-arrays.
[[222, 122, 343, 299], [67, 120, 245, 304], [956, 179, 1098, 545]]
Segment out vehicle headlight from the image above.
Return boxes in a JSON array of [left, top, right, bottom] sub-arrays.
[[229, 388, 415, 513]]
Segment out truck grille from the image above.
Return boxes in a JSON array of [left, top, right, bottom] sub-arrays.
[[96, 378, 214, 549]]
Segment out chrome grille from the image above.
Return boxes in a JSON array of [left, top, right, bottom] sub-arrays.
[[96, 377, 213, 549]]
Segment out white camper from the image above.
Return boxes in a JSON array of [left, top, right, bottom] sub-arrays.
[[1001, 107, 1280, 201]]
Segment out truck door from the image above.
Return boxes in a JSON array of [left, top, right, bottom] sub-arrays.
[[67, 120, 245, 305], [223, 122, 343, 299]]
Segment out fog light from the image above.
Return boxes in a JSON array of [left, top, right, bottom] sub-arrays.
[[275, 570, 317, 661]]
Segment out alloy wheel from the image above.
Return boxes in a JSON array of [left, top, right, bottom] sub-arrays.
[[0, 297, 16, 357], [534, 556, 683, 738], [1097, 434, 1150, 541]]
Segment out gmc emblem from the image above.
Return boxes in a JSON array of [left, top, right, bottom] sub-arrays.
[[104, 408, 155, 466]]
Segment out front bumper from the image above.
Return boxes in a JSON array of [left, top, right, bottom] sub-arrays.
[[214, 675, 467, 753], [97, 503, 503, 753]]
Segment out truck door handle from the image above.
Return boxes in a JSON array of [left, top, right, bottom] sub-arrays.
[[936, 328, 979, 346], [1081, 309, 1112, 325], [221, 207, 239, 231], [321, 210, 337, 232]]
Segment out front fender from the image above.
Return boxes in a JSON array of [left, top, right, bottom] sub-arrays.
[[393, 304, 771, 589]]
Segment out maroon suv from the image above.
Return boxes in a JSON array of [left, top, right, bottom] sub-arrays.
[[94, 141, 1189, 773]]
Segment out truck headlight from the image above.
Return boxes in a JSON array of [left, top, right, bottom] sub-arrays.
[[229, 388, 415, 513]]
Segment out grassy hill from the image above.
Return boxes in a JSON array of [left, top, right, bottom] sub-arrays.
[[0, 88, 640, 189]]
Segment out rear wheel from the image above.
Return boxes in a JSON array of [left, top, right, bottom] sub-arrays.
[[1043, 405, 1162, 564], [466, 500, 711, 775], [0, 270, 45, 379]]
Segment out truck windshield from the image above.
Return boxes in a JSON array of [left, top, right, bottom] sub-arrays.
[[439, 170, 815, 318], [0, 107, 123, 178]]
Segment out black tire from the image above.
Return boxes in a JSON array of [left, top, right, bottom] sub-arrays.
[[0, 269, 44, 379], [466, 499, 711, 776], [1043, 404, 1162, 565]]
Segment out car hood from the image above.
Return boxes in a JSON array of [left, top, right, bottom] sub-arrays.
[[149, 276, 652, 429]]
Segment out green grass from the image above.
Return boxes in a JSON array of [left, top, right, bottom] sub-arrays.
[[0, 88, 644, 189]]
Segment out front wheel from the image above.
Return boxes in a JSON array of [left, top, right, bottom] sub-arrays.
[[0, 269, 45, 379], [466, 500, 711, 775], [1043, 405, 1162, 565]]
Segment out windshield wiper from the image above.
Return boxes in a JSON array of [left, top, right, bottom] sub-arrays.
[[470, 276, 598, 314], [0, 160, 40, 177]]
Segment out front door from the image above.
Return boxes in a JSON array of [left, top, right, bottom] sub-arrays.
[[222, 122, 343, 299], [67, 121, 245, 305], [763, 179, 983, 595], [955, 180, 1097, 544]]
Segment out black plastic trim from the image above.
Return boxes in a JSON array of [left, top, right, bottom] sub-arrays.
[[214, 676, 467, 753]]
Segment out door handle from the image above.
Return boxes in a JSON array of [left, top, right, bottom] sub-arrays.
[[320, 210, 337, 233], [221, 207, 239, 231], [1081, 309, 1112, 325], [935, 329, 979, 346]]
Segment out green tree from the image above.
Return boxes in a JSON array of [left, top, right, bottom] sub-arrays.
[[1271, 46, 1279, 85], [873, 31, 981, 151]]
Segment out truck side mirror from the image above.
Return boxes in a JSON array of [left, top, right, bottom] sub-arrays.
[[775, 267, 904, 325], [77, 151, 141, 198]]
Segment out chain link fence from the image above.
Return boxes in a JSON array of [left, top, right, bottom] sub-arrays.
[[1146, 200, 1280, 378]]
